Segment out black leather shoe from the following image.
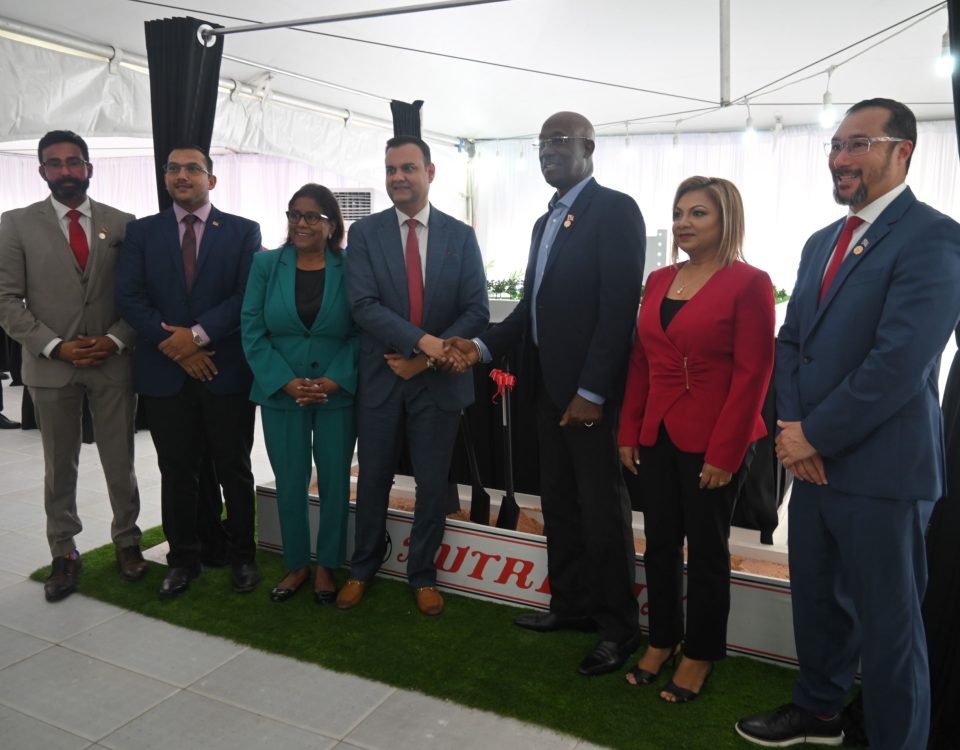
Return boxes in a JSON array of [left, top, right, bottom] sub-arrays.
[[513, 611, 597, 633], [44, 553, 82, 602], [0, 413, 21, 429], [736, 703, 843, 746], [116, 546, 148, 582], [577, 631, 643, 676], [159, 566, 199, 599], [314, 589, 337, 605], [232, 562, 261, 593]]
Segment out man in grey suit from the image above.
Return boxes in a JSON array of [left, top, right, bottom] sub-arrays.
[[336, 136, 488, 616], [0, 130, 145, 602]]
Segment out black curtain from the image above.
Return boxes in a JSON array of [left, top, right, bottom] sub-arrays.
[[144, 16, 224, 210], [390, 100, 424, 139], [925, 327, 960, 750]]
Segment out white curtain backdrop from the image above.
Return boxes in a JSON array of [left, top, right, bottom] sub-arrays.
[[471, 120, 960, 291]]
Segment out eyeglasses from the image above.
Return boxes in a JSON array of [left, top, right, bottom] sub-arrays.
[[41, 157, 88, 171], [532, 136, 594, 151], [823, 137, 908, 158], [162, 162, 209, 176], [286, 210, 330, 225]]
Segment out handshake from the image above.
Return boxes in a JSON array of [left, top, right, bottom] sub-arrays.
[[398, 335, 483, 376]]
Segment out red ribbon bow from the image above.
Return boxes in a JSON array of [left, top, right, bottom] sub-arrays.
[[489, 368, 516, 403]]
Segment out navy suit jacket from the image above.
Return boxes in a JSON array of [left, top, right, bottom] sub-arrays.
[[116, 205, 261, 397], [482, 178, 646, 409], [776, 187, 960, 502], [345, 204, 489, 411]]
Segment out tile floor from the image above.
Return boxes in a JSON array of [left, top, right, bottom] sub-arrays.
[[0, 382, 607, 750]]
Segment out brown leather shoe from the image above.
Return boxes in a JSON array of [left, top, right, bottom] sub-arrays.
[[415, 586, 444, 616], [44, 554, 82, 602], [116, 546, 148, 582], [335, 579, 367, 610]]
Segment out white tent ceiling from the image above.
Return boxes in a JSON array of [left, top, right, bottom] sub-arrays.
[[0, 0, 954, 142]]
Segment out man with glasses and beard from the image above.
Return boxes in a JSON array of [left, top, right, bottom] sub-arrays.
[[0, 130, 146, 601], [736, 99, 960, 749]]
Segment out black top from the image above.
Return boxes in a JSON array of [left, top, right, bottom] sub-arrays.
[[295, 267, 325, 328], [660, 296, 687, 331]]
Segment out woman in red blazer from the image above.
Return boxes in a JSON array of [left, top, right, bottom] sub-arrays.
[[619, 176, 775, 702]]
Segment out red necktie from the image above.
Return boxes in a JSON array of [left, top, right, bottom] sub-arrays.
[[819, 216, 865, 304], [182, 214, 198, 294], [405, 218, 424, 327], [66, 210, 89, 271]]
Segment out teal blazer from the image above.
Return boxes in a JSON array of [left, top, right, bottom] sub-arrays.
[[241, 244, 358, 410]]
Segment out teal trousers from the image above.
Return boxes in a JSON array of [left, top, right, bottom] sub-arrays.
[[260, 405, 356, 570]]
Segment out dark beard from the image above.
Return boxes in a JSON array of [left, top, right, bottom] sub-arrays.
[[48, 176, 90, 204], [832, 169, 867, 207]]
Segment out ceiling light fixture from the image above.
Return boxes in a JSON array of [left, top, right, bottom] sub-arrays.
[[937, 30, 955, 76], [819, 67, 837, 128]]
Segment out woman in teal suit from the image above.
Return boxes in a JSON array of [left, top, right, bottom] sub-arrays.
[[241, 184, 358, 603]]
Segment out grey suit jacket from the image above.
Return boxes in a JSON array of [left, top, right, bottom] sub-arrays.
[[0, 196, 136, 388], [345, 204, 489, 411]]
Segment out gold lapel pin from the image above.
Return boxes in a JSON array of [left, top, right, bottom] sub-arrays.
[[563, 213, 575, 228], [98, 226, 107, 240], [852, 245, 864, 256]]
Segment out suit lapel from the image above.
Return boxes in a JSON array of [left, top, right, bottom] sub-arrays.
[[194, 206, 222, 280], [377, 210, 408, 302], [37, 198, 83, 277], [422, 207, 445, 321], [275, 246, 300, 328], [541, 178, 597, 283], [316, 249, 344, 330], [811, 188, 916, 328], [160, 208, 185, 293]]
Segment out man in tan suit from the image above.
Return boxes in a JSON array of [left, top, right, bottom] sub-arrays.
[[0, 130, 146, 601]]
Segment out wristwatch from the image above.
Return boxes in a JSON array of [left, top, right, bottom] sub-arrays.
[[192, 331, 204, 347]]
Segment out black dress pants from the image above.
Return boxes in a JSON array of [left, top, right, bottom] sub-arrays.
[[535, 388, 639, 642], [144, 381, 256, 569], [640, 425, 739, 661]]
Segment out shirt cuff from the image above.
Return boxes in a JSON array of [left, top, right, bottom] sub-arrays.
[[42, 338, 63, 359], [106, 334, 124, 353], [577, 388, 605, 405], [191, 325, 210, 347], [472, 337, 493, 364]]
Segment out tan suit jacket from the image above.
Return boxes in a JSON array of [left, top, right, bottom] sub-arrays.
[[0, 196, 136, 387]]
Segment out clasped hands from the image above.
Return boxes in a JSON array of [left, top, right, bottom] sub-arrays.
[[775, 420, 827, 485], [158, 322, 217, 382], [54, 336, 117, 368], [283, 377, 338, 406]]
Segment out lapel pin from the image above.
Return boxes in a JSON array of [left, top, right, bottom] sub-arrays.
[[98, 226, 107, 240], [852, 245, 864, 256], [212, 220, 220, 227], [563, 213, 575, 228]]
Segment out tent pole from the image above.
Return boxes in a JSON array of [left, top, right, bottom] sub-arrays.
[[719, 0, 731, 107]]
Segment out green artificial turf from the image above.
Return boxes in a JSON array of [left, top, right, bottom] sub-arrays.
[[33, 530, 859, 749]]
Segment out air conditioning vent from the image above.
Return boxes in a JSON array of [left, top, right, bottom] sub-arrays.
[[334, 190, 373, 221]]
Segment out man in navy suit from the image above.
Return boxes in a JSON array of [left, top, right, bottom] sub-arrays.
[[116, 145, 262, 599], [448, 111, 645, 676], [335, 136, 488, 616], [737, 100, 960, 748]]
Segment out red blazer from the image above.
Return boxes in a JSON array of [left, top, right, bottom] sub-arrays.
[[618, 260, 775, 473]]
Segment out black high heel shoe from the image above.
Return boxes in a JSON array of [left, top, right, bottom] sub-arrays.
[[624, 645, 681, 686], [270, 567, 309, 603], [660, 662, 714, 703]]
